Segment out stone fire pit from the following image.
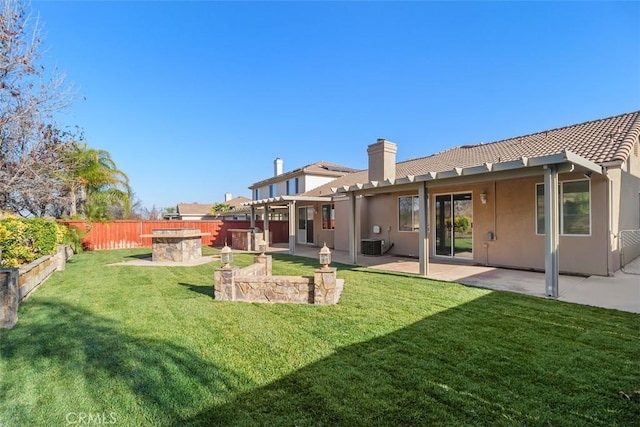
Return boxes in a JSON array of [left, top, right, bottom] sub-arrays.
[[140, 229, 211, 262]]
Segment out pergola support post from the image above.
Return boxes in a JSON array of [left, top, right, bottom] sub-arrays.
[[288, 201, 296, 254], [418, 185, 429, 276], [544, 166, 559, 297], [348, 193, 358, 264], [263, 204, 270, 248]]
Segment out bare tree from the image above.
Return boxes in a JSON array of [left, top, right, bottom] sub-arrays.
[[0, 0, 73, 215]]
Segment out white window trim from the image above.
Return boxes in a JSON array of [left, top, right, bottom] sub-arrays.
[[535, 178, 592, 237]]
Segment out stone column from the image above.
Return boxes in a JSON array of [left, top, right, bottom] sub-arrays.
[[214, 266, 238, 301], [313, 267, 337, 304], [56, 245, 67, 271], [0, 268, 19, 329], [253, 254, 272, 276]]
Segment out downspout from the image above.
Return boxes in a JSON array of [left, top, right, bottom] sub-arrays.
[[604, 167, 612, 276], [492, 180, 497, 241]]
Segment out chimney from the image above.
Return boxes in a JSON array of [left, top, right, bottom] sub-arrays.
[[224, 192, 232, 202], [367, 138, 397, 182], [274, 158, 283, 176]]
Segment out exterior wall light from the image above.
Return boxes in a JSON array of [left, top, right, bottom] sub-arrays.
[[220, 245, 233, 267], [319, 242, 332, 269], [258, 240, 267, 255], [480, 191, 488, 205]]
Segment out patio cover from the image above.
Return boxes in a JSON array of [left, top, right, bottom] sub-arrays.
[[242, 195, 332, 254], [334, 150, 604, 298]]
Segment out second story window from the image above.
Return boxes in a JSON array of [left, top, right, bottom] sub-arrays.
[[286, 178, 300, 195], [253, 189, 259, 200], [269, 184, 276, 198]]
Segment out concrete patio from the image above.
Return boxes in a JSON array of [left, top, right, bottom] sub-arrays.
[[263, 244, 640, 313]]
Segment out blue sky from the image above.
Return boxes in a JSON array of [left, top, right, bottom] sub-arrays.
[[32, 1, 639, 211]]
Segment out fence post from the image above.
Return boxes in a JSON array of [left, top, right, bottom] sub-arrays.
[[0, 268, 19, 329]]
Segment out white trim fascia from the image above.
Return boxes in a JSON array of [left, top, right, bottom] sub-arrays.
[[336, 150, 603, 194]]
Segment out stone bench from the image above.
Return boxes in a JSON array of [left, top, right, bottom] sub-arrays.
[[214, 254, 343, 305]]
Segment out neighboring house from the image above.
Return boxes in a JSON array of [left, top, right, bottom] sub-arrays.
[[246, 111, 640, 294], [173, 203, 217, 220], [171, 194, 251, 220], [249, 158, 358, 202], [244, 159, 358, 250], [213, 195, 252, 220]]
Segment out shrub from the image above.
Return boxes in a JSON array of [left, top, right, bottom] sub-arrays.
[[0, 217, 72, 268]]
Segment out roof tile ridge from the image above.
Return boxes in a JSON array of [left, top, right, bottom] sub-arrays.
[[319, 160, 361, 170], [612, 112, 640, 162], [449, 110, 640, 152], [513, 110, 640, 141], [393, 111, 640, 165], [395, 151, 444, 165]]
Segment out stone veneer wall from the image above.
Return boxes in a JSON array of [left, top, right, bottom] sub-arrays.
[[1, 245, 73, 329], [152, 236, 201, 262], [144, 229, 208, 263], [214, 255, 343, 305], [232, 275, 314, 303]]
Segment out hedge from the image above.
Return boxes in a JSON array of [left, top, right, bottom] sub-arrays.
[[0, 217, 74, 268]]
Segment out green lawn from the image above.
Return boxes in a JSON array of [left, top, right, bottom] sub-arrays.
[[1, 248, 638, 426]]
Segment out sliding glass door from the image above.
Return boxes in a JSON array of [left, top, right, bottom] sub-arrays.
[[297, 207, 314, 244], [435, 193, 473, 258]]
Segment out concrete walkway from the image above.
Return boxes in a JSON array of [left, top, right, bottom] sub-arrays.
[[267, 244, 640, 313]]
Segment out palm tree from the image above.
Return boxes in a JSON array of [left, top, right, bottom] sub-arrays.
[[211, 203, 232, 216], [61, 143, 132, 219]]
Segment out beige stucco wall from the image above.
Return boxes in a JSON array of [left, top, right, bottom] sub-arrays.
[[481, 173, 609, 276], [614, 142, 640, 267], [333, 197, 368, 252], [334, 172, 612, 276], [361, 190, 420, 256], [333, 199, 349, 251]]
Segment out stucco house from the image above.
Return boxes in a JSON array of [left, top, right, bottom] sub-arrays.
[[245, 159, 357, 243], [249, 158, 357, 203], [246, 111, 640, 295]]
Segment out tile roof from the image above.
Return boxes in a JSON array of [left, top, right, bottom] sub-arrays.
[[397, 110, 640, 177], [226, 196, 251, 209], [249, 161, 358, 189], [303, 110, 640, 197], [303, 171, 368, 197], [177, 203, 214, 216]]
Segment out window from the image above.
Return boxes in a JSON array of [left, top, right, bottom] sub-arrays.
[[536, 180, 590, 235], [253, 189, 259, 200], [322, 204, 335, 230], [286, 178, 299, 195], [399, 196, 419, 232], [269, 184, 276, 198], [536, 185, 545, 234]]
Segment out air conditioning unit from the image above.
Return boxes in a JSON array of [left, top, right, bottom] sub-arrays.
[[361, 239, 383, 256]]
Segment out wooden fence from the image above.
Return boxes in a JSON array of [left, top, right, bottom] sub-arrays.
[[58, 220, 289, 251]]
